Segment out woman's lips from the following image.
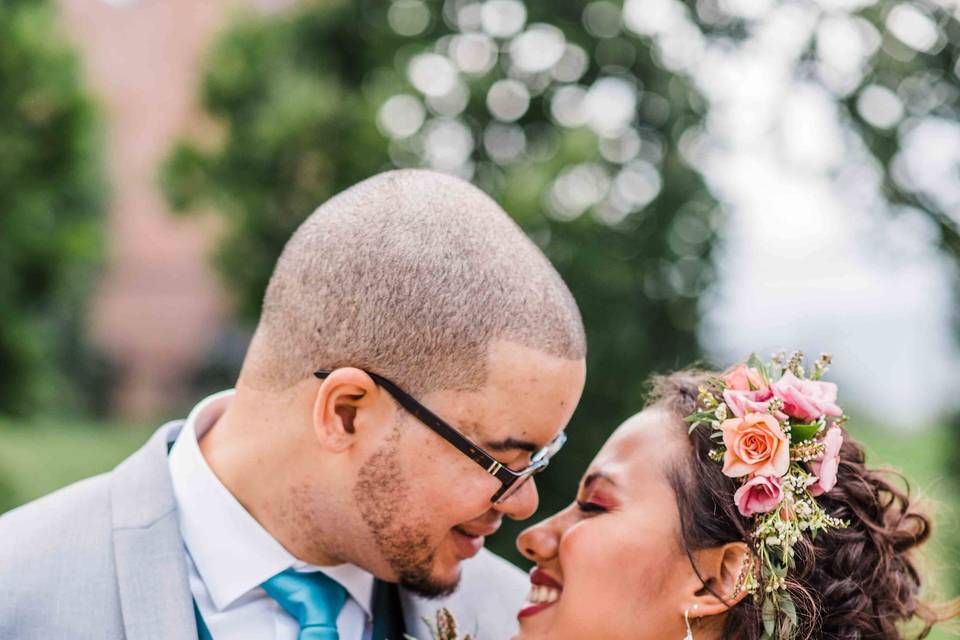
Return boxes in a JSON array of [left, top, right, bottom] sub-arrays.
[[530, 567, 562, 589], [518, 601, 556, 619], [518, 567, 563, 620]]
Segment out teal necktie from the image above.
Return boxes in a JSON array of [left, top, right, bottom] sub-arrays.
[[261, 569, 348, 640], [194, 601, 212, 640], [193, 577, 402, 640]]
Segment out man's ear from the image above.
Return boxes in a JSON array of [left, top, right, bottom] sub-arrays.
[[681, 542, 753, 620], [312, 367, 382, 452]]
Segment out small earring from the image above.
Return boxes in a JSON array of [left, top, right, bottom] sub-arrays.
[[683, 604, 698, 640]]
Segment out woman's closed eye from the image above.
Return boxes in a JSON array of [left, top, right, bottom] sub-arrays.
[[576, 500, 609, 514]]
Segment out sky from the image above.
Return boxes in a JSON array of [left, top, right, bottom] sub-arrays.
[[702, 153, 959, 428]]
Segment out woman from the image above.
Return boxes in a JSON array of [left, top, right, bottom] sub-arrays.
[[514, 353, 956, 639]]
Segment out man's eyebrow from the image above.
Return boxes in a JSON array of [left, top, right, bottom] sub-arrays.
[[482, 437, 540, 453]]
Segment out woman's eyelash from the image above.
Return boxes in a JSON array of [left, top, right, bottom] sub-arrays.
[[576, 500, 608, 514]]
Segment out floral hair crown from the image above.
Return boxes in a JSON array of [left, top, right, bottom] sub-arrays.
[[685, 351, 849, 640]]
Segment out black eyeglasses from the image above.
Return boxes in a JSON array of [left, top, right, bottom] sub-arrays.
[[314, 369, 567, 504]]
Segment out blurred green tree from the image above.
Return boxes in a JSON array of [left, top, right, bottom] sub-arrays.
[[163, 0, 717, 552], [847, 1, 960, 261], [0, 0, 108, 416], [162, 1, 397, 322]]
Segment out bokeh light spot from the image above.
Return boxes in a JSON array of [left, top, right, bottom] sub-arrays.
[[509, 24, 567, 74], [584, 76, 638, 136], [408, 53, 459, 97], [483, 122, 527, 164], [552, 44, 590, 83], [388, 0, 432, 37], [450, 33, 498, 74], [547, 163, 611, 220], [885, 4, 940, 53], [550, 85, 588, 128], [481, 0, 527, 38], [623, 0, 683, 36], [486, 79, 531, 121], [423, 118, 475, 170], [583, 1, 623, 39], [377, 94, 427, 139], [857, 84, 904, 129]]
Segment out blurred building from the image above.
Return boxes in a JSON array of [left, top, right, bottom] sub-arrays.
[[57, 0, 289, 420]]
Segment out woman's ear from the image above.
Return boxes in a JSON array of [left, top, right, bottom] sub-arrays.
[[312, 367, 381, 451], [682, 542, 753, 620]]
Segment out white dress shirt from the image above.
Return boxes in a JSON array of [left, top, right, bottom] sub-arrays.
[[169, 390, 375, 640]]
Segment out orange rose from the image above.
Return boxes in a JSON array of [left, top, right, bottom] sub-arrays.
[[720, 413, 789, 478]]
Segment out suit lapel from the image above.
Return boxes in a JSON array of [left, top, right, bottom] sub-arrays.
[[110, 422, 197, 640]]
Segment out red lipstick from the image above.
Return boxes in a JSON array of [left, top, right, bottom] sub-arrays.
[[518, 567, 563, 620]]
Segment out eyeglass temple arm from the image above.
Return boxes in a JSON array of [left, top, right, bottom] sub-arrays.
[[312, 370, 519, 481]]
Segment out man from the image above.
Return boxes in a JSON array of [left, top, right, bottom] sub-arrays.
[[0, 170, 587, 640]]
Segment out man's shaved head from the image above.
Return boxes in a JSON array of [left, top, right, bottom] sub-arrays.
[[241, 169, 585, 395]]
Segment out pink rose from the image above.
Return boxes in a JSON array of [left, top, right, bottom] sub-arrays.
[[723, 387, 779, 419], [809, 427, 843, 496], [772, 371, 843, 423], [721, 413, 790, 478], [734, 475, 784, 517], [722, 364, 766, 391]]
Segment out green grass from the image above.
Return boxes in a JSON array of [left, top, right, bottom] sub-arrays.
[[0, 417, 957, 637], [0, 417, 154, 512]]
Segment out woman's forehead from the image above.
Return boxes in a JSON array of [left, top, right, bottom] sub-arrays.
[[588, 407, 681, 485]]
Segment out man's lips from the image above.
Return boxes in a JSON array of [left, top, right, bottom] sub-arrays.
[[453, 524, 501, 538], [518, 567, 563, 620], [450, 524, 499, 559]]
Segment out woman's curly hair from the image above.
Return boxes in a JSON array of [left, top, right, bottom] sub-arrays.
[[649, 369, 957, 640]]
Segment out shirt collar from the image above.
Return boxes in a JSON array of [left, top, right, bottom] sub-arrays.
[[169, 390, 375, 617]]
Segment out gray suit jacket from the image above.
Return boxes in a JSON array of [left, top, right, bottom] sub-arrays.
[[0, 422, 527, 640]]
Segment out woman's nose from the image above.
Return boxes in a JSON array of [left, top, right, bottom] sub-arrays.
[[516, 512, 560, 563]]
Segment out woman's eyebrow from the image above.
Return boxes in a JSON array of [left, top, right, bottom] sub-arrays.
[[583, 470, 617, 490]]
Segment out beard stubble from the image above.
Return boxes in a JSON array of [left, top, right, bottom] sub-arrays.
[[354, 428, 460, 599]]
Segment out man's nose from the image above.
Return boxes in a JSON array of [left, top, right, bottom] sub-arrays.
[[493, 476, 539, 520]]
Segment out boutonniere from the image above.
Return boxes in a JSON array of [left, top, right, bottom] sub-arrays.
[[404, 607, 474, 640]]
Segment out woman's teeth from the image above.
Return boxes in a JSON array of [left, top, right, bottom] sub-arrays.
[[526, 585, 561, 605]]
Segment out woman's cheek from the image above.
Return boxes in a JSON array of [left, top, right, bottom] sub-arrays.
[[558, 520, 641, 619], [562, 516, 678, 614]]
